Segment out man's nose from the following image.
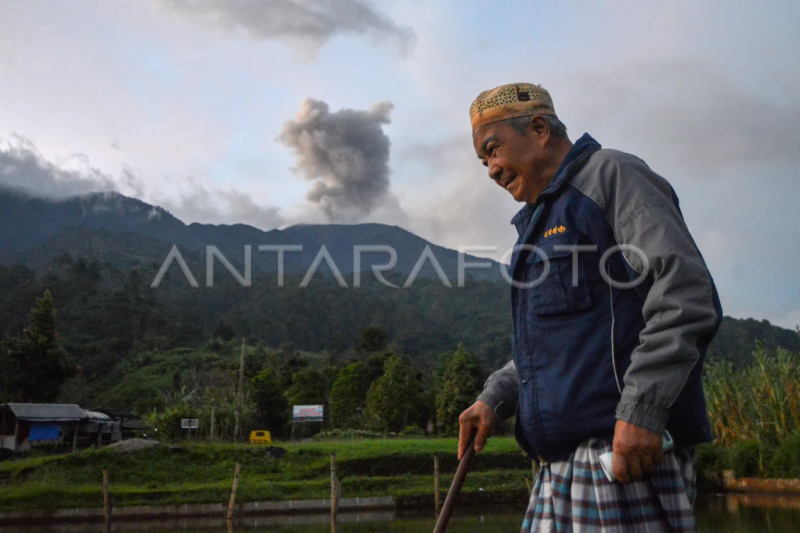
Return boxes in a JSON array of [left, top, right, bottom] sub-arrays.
[[488, 162, 503, 181]]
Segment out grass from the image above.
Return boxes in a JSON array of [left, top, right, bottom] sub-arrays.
[[705, 347, 800, 446], [0, 437, 531, 512], [7, 348, 800, 511], [697, 432, 800, 480], [700, 346, 800, 480]]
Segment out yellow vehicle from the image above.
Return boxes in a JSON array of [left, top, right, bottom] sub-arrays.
[[249, 430, 272, 445]]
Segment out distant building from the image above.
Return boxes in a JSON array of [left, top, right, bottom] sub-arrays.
[[87, 407, 151, 440], [0, 403, 85, 452], [80, 410, 122, 447], [0, 403, 147, 453]]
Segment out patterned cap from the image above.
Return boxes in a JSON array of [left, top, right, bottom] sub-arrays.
[[470, 83, 557, 130]]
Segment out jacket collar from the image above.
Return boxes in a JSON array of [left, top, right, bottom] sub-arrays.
[[510, 203, 536, 236], [510, 133, 602, 236]]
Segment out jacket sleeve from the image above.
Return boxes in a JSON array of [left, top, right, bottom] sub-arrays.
[[572, 150, 721, 436], [476, 359, 519, 421]]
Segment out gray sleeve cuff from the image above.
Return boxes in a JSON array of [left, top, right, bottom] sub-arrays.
[[477, 390, 515, 421], [476, 359, 519, 421], [615, 399, 669, 436]]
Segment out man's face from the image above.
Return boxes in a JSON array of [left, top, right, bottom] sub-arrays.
[[472, 118, 548, 203]]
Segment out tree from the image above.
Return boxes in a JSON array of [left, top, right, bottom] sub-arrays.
[[356, 326, 389, 356], [2, 291, 75, 402], [329, 362, 369, 428], [329, 330, 347, 358], [286, 368, 329, 438], [213, 320, 235, 342], [279, 352, 309, 388], [436, 345, 486, 434], [251, 368, 289, 434], [245, 346, 279, 380], [364, 355, 418, 432], [365, 351, 390, 382], [287, 368, 328, 407]]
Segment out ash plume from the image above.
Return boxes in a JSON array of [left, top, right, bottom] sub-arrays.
[[278, 98, 395, 221]]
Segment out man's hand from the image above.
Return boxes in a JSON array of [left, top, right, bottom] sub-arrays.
[[458, 400, 498, 460], [611, 420, 663, 484]]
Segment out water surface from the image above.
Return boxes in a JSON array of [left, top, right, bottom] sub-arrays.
[[2, 493, 800, 532]]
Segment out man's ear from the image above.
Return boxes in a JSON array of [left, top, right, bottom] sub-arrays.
[[529, 115, 548, 138], [529, 115, 553, 148]]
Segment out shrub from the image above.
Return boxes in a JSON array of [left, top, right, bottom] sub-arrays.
[[399, 426, 426, 437]]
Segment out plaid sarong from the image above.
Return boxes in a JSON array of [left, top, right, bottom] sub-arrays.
[[521, 438, 697, 533]]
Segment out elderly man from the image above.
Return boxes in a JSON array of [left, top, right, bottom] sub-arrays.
[[458, 83, 722, 532]]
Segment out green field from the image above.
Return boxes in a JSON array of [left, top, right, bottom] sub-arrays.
[[4, 428, 800, 513], [0, 437, 532, 512]]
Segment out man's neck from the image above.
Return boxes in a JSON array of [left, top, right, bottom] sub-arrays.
[[549, 138, 575, 177], [527, 138, 574, 203]]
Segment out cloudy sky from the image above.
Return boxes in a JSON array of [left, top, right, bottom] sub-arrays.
[[1, 0, 799, 327]]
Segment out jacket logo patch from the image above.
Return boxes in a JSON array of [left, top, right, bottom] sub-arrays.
[[544, 225, 567, 238]]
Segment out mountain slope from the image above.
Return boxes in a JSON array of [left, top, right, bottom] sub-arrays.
[[0, 188, 502, 282], [0, 189, 197, 252]]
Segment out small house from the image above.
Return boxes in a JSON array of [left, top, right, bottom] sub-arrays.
[[0, 403, 86, 452], [90, 407, 151, 439], [80, 410, 122, 447]]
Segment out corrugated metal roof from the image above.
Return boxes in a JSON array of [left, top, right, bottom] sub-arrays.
[[2, 403, 86, 421], [122, 419, 151, 430], [84, 410, 111, 420], [91, 407, 137, 420]]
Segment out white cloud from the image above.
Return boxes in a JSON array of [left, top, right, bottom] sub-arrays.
[[0, 136, 119, 197], [0, 135, 287, 231], [772, 311, 800, 331], [154, 0, 415, 57], [159, 185, 285, 230]]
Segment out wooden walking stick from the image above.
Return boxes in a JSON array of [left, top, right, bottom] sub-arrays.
[[432, 434, 476, 533]]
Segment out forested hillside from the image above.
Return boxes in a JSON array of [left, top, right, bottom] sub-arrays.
[[1, 252, 797, 417]]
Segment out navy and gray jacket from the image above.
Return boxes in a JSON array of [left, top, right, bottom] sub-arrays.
[[477, 133, 722, 462]]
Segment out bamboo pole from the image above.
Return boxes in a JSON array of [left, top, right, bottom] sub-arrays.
[[227, 461, 242, 521], [71, 422, 78, 453], [434, 453, 440, 517], [210, 406, 215, 441], [233, 338, 246, 441], [331, 453, 338, 533], [432, 435, 476, 533], [102, 469, 111, 524]]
